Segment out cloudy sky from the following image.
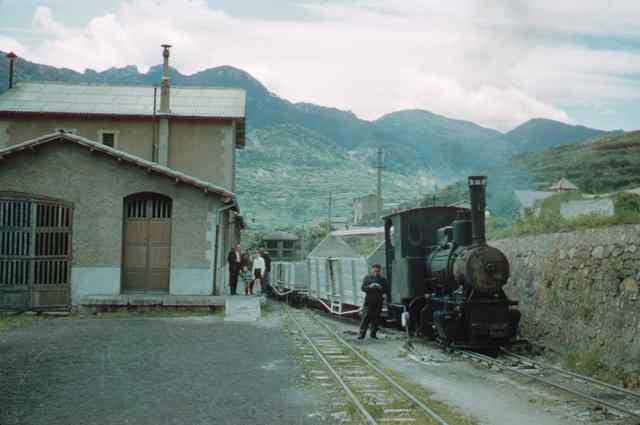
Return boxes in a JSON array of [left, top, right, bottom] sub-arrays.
[[1, 0, 639, 132]]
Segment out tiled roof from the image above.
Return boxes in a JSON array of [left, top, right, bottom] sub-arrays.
[[0, 82, 245, 118], [308, 234, 360, 258], [0, 132, 238, 207], [264, 231, 298, 241], [331, 227, 384, 237], [549, 178, 578, 191]]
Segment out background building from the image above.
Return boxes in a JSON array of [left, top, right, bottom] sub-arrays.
[[263, 231, 300, 261], [352, 194, 382, 226]]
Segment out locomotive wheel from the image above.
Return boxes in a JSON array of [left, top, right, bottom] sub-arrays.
[[407, 297, 429, 337], [419, 304, 435, 340]]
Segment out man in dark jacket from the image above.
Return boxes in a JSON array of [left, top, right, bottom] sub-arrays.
[[227, 244, 242, 295], [358, 264, 387, 339]]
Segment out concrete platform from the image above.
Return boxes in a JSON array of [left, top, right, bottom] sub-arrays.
[[224, 296, 262, 322], [80, 294, 226, 307]]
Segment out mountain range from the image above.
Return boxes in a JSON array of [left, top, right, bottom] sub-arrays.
[[0, 51, 618, 227]]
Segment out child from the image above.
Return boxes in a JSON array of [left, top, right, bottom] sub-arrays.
[[240, 265, 253, 296]]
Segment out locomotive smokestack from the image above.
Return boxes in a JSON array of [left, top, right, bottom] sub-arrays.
[[6, 52, 17, 89], [468, 176, 487, 245]]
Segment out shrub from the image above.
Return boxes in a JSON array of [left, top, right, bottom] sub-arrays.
[[614, 192, 640, 215]]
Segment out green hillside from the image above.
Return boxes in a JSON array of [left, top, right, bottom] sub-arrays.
[[371, 110, 513, 174], [427, 131, 640, 227], [505, 118, 612, 152], [237, 125, 419, 228], [513, 130, 640, 193]]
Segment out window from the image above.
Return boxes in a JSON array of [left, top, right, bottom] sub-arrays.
[[265, 240, 278, 249], [102, 133, 115, 147], [98, 130, 119, 148]]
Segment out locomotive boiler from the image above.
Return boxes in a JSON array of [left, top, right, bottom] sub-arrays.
[[384, 176, 520, 349]]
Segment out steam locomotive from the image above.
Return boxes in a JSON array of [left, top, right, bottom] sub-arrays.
[[384, 176, 520, 349]]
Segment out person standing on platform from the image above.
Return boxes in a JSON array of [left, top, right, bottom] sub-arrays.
[[260, 248, 272, 296], [227, 244, 242, 295], [251, 251, 266, 295], [358, 264, 387, 340], [240, 265, 253, 296]]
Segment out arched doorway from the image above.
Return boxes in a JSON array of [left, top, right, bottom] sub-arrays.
[[122, 193, 172, 292]]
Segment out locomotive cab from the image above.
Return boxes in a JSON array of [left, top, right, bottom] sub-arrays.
[[383, 205, 468, 326]]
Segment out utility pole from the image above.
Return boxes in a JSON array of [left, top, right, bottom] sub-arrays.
[[376, 147, 384, 219], [328, 191, 333, 232]]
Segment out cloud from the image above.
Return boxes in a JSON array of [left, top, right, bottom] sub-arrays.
[[0, 35, 25, 54], [3, 0, 639, 131]]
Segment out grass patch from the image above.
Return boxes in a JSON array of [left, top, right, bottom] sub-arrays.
[[563, 349, 624, 385], [260, 300, 277, 318], [0, 312, 41, 334]]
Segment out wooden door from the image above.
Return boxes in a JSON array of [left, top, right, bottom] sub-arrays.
[[0, 195, 73, 311], [122, 194, 171, 292]]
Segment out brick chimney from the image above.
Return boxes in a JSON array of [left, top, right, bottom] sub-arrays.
[[6, 52, 17, 89], [159, 44, 171, 113]]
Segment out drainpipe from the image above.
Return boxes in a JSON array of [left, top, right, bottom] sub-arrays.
[[152, 86, 158, 162], [212, 202, 236, 295]]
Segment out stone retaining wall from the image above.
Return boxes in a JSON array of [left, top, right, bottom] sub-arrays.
[[492, 225, 640, 374]]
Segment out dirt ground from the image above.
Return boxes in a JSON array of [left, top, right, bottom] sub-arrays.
[[0, 309, 323, 425], [1, 306, 630, 425]]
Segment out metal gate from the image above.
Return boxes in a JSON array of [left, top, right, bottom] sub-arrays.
[[0, 195, 73, 310], [122, 193, 172, 292]]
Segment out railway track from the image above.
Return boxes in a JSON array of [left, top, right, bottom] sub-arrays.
[[288, 302, 640, 423], [286, 307, 451, 425], [457, 348, 640, 423]]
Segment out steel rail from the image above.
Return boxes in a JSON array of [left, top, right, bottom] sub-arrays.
[[460, 349, 640, 420], [500, 347, 640, 401], [315, 314, 451, 425], [286, 308, 378, 425]]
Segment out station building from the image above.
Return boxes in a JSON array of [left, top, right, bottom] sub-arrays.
[[0, 47, 246, 310]]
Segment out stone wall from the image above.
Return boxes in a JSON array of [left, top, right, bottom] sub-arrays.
[[492, 225, 640, 373]]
